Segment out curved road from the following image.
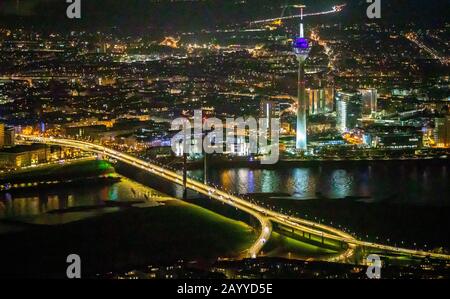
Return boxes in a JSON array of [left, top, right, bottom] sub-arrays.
[[20, 135, 450, 262], [250, 4, 346, 25]]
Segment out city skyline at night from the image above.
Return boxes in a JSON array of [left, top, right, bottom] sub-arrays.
[[0, 0, 449, 285]]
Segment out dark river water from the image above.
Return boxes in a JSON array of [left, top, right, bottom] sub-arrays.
[[1, 160, 449, 248], [0, 177, 160, 228], [189, 160, 450, 206], [187, 160, 450, 248]]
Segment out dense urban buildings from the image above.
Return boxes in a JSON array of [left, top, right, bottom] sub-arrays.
[[0, 0, 449, 283]]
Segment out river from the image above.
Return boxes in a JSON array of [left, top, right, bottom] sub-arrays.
[[189, 160, 450, 206]]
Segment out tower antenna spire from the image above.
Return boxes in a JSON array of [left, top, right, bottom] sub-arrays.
[[293, 4, 306, 38], [300, 6, 304, 38]]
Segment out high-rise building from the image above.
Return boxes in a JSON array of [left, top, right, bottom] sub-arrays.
[[307, 88, 320, 115], [324, 87, 335, 112], [293, 5, 310, 151], [260, 100, 280, 139], [335, 91, 362, 132], [4, 127, 15, 147], [260, 100, 281, 120], [434, 116, 450, 148], [307, 87, 334, 115], [0, 123, 5, 148], [359, 88, 378, 116]]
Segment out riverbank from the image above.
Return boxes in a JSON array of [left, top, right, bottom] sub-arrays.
[[0, 159, 117, 192], [0, 159, 262, 278], [0, 199, 258, 278], [181, 154, 450, 170]]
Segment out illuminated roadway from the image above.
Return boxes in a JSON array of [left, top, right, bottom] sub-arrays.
[[20, 135, 450, 262], [20, 135, 271, 259], [405, 33, 449, 66]]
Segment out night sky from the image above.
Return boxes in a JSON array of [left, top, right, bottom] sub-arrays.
[[0, 0, 448, 31]]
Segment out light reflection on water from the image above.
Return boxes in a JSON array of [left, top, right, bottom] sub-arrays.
[[191, 162, 450, 205], [0, 177, 160, 222]]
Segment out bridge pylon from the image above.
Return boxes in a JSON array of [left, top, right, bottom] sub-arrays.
[[183, 152, 188, 200]]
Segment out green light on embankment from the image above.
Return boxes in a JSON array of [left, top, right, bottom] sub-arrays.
[[108, 185, 119, 201], [264, 232, 337, 259], [97, 160, 113, 172]]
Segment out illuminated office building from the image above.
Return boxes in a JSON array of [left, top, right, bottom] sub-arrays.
[[307, 87, 335, 115], [335, 91, 362, 132], [0, 123, 4, 148], [435, 116, 450, 148], [359, 88, 378, 116]]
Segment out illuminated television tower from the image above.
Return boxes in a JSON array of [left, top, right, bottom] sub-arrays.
[[293, 5, 310, 151]]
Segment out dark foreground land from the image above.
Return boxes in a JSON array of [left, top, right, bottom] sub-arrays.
[[0, 200, 256, 278], [102, 257, 450, 279]]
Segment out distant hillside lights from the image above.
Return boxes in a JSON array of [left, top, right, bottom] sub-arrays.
[[66, 0, 81, 19]]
